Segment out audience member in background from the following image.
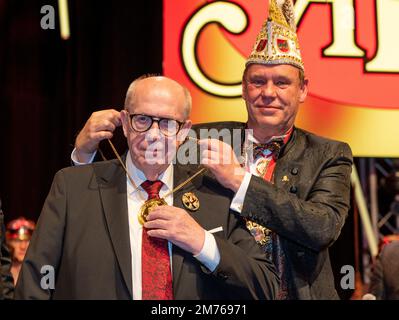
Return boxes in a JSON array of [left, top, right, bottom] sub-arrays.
[[6, 217, 35, 285], [366, 236, 399, 300], [0, 198, 14, 299]]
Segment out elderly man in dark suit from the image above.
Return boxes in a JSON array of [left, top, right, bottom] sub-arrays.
[[15, 75, 279, 300], [0, 198, 14, 299], [368, 240, 399, 300]]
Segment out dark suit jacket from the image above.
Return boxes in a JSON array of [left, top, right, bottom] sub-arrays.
[[369, 241, 399, 300], [0, 198, 14, 299], [15, 159, 279, 299], [192, 122, 353, 299]]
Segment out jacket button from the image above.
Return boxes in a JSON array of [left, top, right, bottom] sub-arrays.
[[218, 272, 228, 280], [290, 186, 298, 194], [291, 167, 299, 175]]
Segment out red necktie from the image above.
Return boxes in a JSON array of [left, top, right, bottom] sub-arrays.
[[141, 180, 174, 300]]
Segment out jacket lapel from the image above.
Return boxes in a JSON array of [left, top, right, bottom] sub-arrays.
[[171, 162, 200, 290], [274, 128, 304, 190], [171, 122, 246, 283], [94, 159, 133, 298]]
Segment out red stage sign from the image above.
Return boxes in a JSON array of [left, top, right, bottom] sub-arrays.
[[164, 0, 399, 157]]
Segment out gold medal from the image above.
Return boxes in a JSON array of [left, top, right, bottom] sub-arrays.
[[138, 198, 167, 226], [182, 192, 200, 211]]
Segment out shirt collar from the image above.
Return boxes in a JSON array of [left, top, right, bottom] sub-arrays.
[[246, 127, 293, 145], [125, 153, 174, 195]]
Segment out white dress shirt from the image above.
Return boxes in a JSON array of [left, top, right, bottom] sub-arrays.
[[71, 148, 221, 299], [71, 148, 97, 165]]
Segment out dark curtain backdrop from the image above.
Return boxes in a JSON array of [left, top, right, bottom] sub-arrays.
[[0, 0, 162, 222]]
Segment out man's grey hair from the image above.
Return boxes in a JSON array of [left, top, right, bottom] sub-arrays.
[[124, 74, 192, 120]]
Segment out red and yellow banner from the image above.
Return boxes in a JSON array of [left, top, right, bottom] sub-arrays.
[[164, 0, 399, 157]]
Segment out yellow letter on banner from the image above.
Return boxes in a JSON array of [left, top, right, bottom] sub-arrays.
[[181, 1, 247, 97], [295, 0, 363, 57], [365, 0, 399, 72]]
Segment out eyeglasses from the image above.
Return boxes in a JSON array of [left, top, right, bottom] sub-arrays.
[[128, 113, 184, 136]]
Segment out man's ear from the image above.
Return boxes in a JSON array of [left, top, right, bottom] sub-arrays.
[[299, 78, 309, 103], [120, 110, 129, 138]]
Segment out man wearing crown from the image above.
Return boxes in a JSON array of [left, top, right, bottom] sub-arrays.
[[198, 0, 353, 299]]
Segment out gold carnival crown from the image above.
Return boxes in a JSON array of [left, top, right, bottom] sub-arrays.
[[246, 0, 304, 71]]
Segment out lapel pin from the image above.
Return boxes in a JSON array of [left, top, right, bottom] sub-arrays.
[[182, 192, 200, 211], [282, 175, 289, 182]]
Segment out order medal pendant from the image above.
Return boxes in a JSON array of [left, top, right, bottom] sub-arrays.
[[256, 158, 270, 177], [138, 198, 167, 226], [246, 220, 271, 246]]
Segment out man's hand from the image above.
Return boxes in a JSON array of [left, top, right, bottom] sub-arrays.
[[198, 139, 246, 193], [144, 206, 205, 255], [75, 109, 121, 163]]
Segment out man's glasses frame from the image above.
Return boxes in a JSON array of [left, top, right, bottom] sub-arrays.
[[127, 113, 184, 137]]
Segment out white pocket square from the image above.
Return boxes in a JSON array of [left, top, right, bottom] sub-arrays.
[[207, 226, 223, 234]]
